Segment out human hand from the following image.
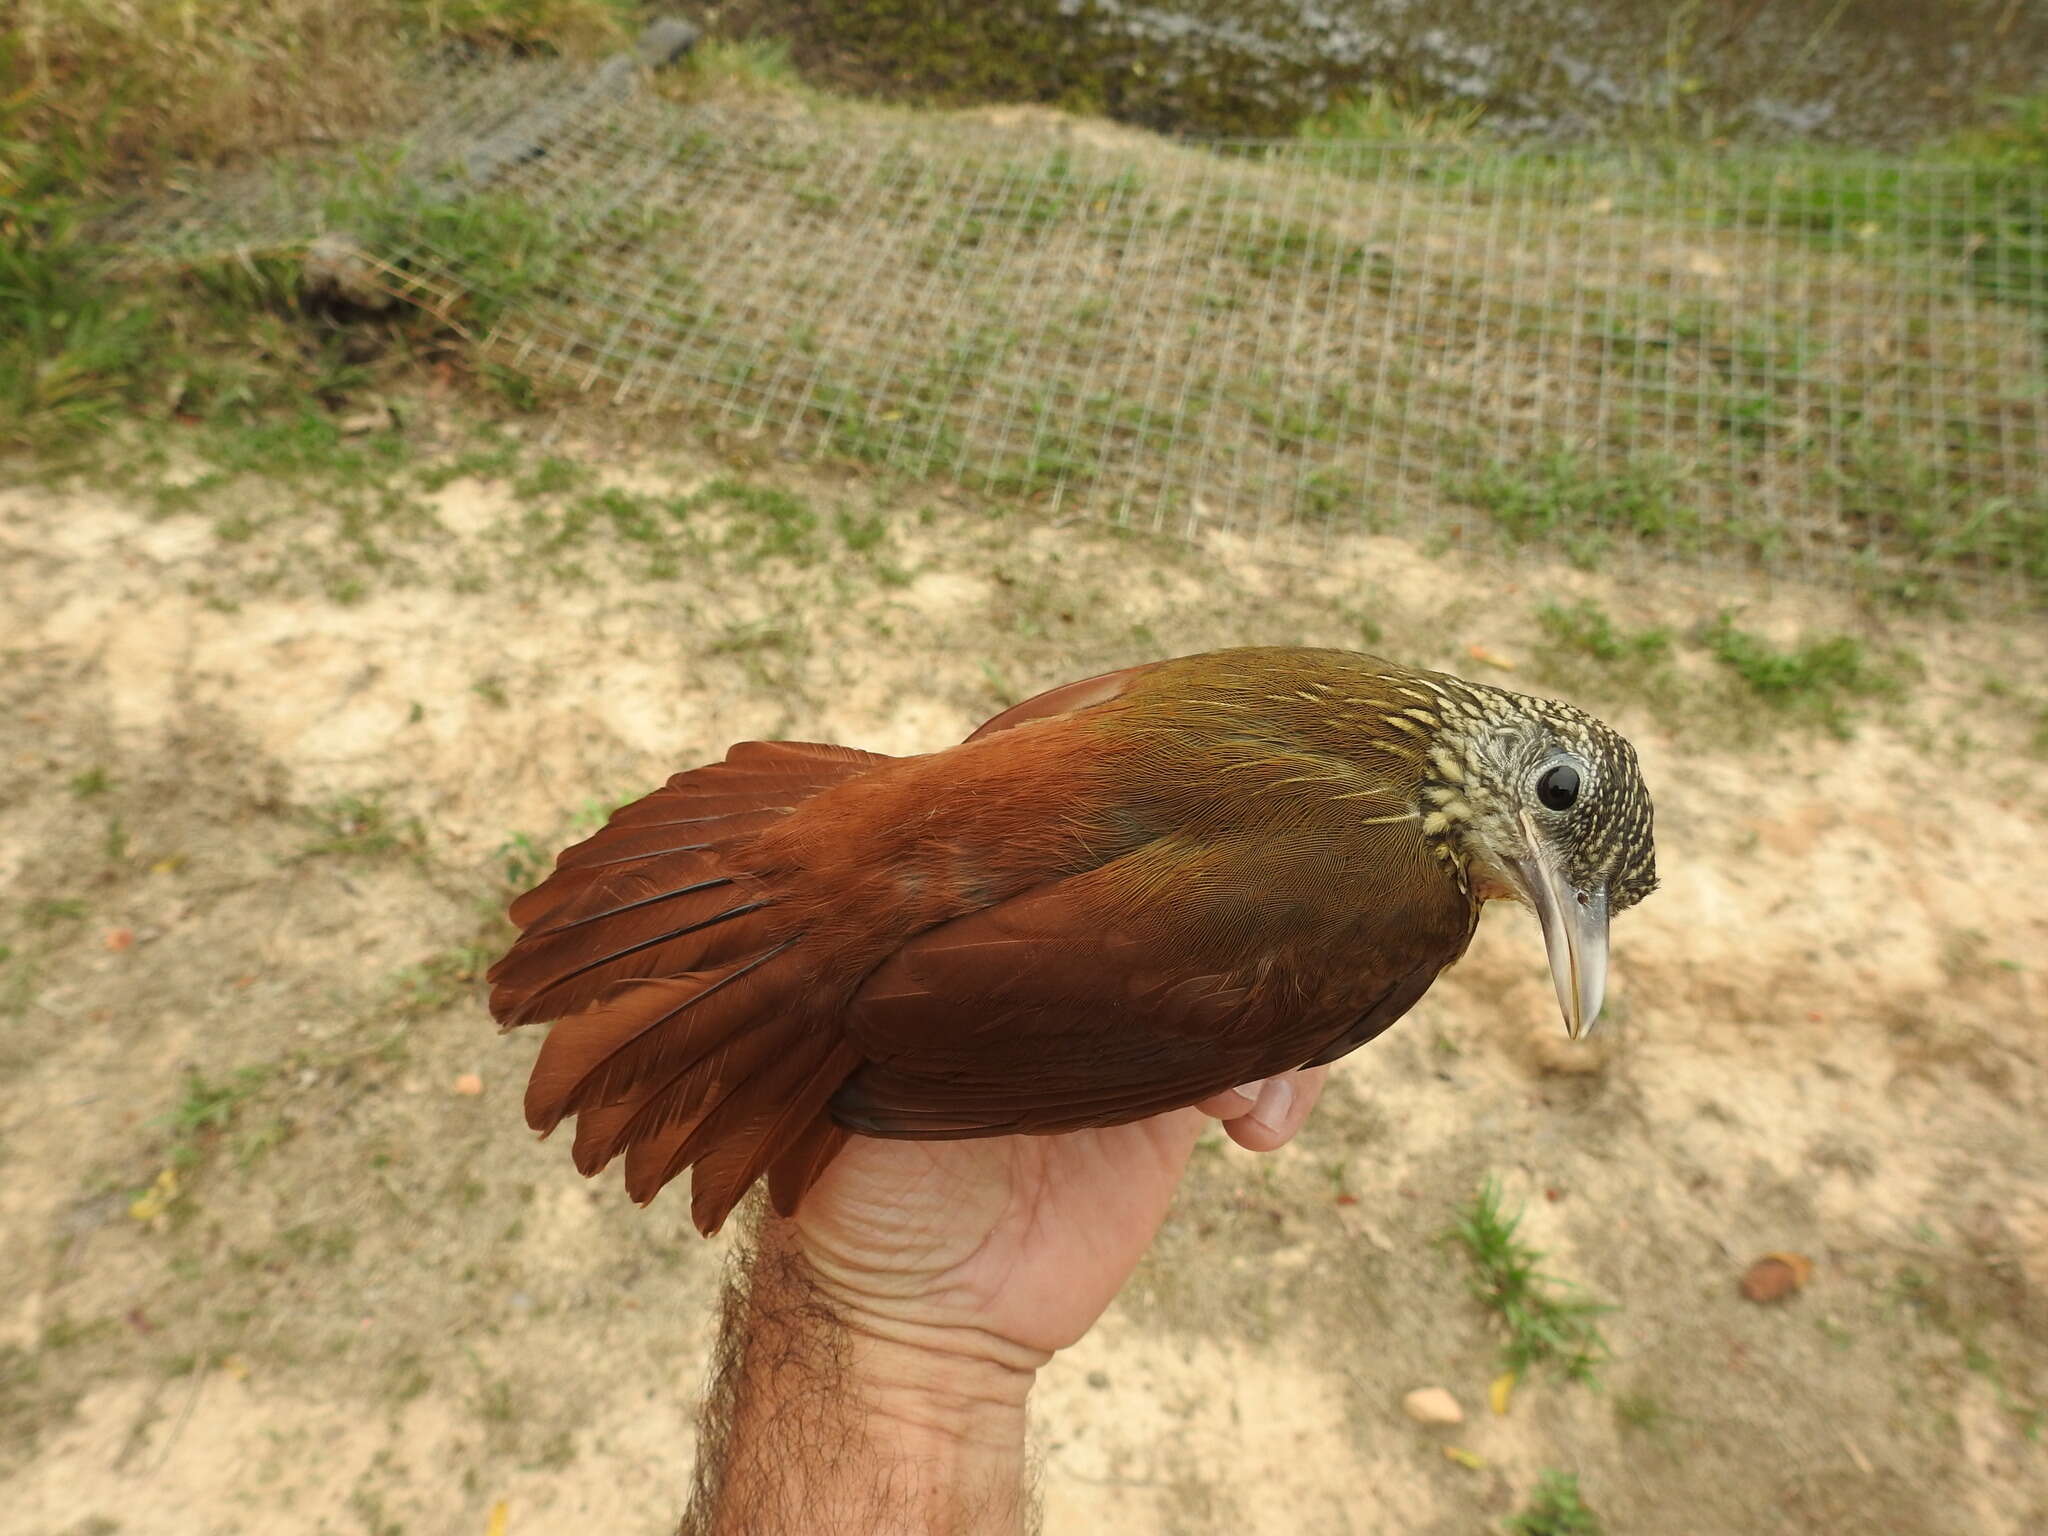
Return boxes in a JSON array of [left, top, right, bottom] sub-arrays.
[[688, 1071, 1330, 1533], [787, 1066, 1332, 1367]]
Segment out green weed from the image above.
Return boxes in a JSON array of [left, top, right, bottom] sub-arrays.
[[687, 478, 820, 563], [163, 1066, 274, 1172], [1613, 1390, 1667, 1433], [494, 831, 550, 891], [1505, 1470, 1602, 1536], [1536, 602, 1672, 666], [1449, 450, 1701, 567], [391, 943, 496, 1017], [66, 767, 112, 798], [299, 793, 425, 860], [1700, 615, 1902, 737], [1448, 1179, 1611, 1384], [686, 37, 800, 92], [21, 897, 86, 929], [1298, 86, 1484, 143]]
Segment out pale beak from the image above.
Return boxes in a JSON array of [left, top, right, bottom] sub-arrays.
[[1514, 811, 1609, 1040]]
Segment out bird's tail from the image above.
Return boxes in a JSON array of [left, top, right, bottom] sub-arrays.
[[486, 740, 886, 1234]]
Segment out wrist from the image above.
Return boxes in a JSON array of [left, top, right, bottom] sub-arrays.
[[833, 1312, 1039, 1448], [689, 1215, 1036, 1535]]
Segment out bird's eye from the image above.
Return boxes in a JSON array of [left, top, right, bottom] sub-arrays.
[[1536, 763, 1580, 811]]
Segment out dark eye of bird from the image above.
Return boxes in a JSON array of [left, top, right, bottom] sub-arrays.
[[1536, 763, 1580, 811]]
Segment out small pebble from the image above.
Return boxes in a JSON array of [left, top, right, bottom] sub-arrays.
[[1402, 1386, 1464, 1425], [453, 1072, 484, 1096], [1086, 1370, 1110, 1390]]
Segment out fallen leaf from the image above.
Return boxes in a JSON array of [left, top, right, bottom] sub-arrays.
[[219, 1353, 251, 1381], [1442, 1445, 1486, 1470], [1465, 643, 1517, 671], [486, 1499, 510, 1536], [453, 1073, 485, 1096], [130, 1167, 179, 1223], [151, 855, 188, 875], [1489, 1371, 1517, 1416], [1741, 1252, 1814, 1303], [104, 928, 135, 952]]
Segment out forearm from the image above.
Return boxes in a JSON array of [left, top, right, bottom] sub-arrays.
[[682, 1215, 1039, 1536]]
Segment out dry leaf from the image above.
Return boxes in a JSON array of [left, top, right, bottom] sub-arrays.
[[130, 1167, 179, 1223], [1465, 643, 1517, 671], [1489, 1371, 1517, 1416], [1442, 1445, 1486, 1470], [1740, 1252, 1814, 1303], [485, 1501, 509, 1536], [104, 928, 135, 952]]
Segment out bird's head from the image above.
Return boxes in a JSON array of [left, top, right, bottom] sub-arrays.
[[1417, 678, 1657, 1040]]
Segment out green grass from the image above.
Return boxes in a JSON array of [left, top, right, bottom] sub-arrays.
[[1505, 1470, 1602, 1536], [390, 943, 497, 1017], [298, 793, 426, 860], [1612, 1389, 1668, 1434], [687, 478, 821, 563], [1448, 1179, 1611, 1384], [1449, 450, 1704, 568], [20, 897, 87, 929], [686, 37, 801, 93], [163, 1065, 277, 1172], [1298, 86, 1483, 144], [1535, 601, 1673, 667], [1700, 615, 1903, 737]]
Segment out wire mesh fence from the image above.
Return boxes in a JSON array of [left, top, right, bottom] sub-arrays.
[[122, 50, 2047, 603]]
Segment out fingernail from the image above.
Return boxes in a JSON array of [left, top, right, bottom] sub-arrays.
[[1251, 1076, 1294, 1133], [1230, 1078, 1267, 1111]]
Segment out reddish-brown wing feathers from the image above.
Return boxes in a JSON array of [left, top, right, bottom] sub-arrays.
[[489, 680, 1138, 1234], [831, 827, 1460, 1138], [490, 656, 1474, 1236], [487, 740, 891, 1232]]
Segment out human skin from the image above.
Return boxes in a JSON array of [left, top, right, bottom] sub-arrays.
[[680, 1066, 1329, 1535]]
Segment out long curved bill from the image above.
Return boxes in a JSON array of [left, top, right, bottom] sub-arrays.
[[1515, 811, 1609, 1040]]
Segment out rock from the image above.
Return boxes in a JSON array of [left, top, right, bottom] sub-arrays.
[[1403, 1387, 1464, 1425], [452, 1072, 485, 1096], [1740, 1252, 1814, 1303]]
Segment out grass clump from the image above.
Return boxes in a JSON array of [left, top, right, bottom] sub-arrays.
[[686, 477, 820, 563], [1449, 450, 1699, 567], [163, 1065, 277, 1172], [299, 793, 426, 860], [1298, 86, 1483, 144], [1505, 1470, 1603, 1536], [1701, 615, 1902, 737], [1536, 601, 1672, 666], [1448, 1179, 1610, 1384]]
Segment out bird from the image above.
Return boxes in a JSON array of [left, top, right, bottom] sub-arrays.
[[486, 646, 1658, 1236]]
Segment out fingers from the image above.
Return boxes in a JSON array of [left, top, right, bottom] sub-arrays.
[[1194, 1066, 1330, 1153]]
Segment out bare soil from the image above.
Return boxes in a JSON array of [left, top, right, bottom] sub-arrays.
[[2, 417, 2044, 1535]]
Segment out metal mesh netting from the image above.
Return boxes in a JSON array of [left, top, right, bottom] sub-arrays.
[[125, 52, 2047, 601]]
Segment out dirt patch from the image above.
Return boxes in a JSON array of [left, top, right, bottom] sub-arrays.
[[1, 427, 2044, 1534]]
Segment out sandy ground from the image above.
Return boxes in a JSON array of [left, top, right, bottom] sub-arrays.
[[2, 416, 2045, 1535]]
